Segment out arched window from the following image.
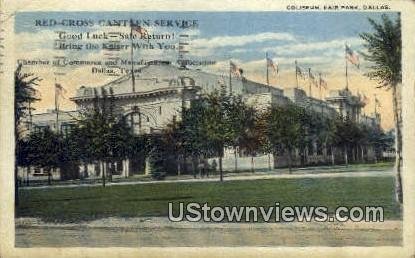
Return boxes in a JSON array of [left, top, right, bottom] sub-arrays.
[[180, 77, 195, 87]]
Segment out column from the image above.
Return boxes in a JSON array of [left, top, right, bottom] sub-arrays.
[[122, 159, 130, 177]]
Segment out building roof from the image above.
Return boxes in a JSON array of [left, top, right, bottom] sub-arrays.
[[72, 62, 283, 100]]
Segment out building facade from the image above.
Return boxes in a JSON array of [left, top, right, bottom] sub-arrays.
[[22, 61, 381, 179]]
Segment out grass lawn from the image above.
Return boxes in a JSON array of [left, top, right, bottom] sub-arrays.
[[17, 176, 401, 223]]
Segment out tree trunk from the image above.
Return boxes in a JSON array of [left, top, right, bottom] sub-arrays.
[[395, 152, 403, 203], [251, 156, 255, 173], [26, 167, 30, 186], [183, 154, 188, 174], [300, 148, 306, 167], [353, 146, 359, 162], [268, 153, 272, 171], [392, 84, 403, 204], [198, 157, 202, 178], [344, 147, 348, 166], [191, 157, 197, 179], [351, 147, 354, 163], [288, 149, 292, 173], [351, 147, 355, 163], [331, 146, 335, 166], [108, 162, 113, 182], [219, 156, 223, 182], [101, 161, 106, 187], [47, 168, 51, 185], [360, 146, 365, 163], [234, 147, 238, 173], [83, 163, 88, 179], [177, 154, 182, 176]]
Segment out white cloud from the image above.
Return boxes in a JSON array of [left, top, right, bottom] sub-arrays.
[[263, 37, 363, 56], [191, 32, 296, 49]]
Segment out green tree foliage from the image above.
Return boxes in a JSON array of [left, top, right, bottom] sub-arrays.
[[237, 105, 262, 172], [14, 64, 41, 138], [18, 82, 392, 189], [162, 91, 391, 177], [24, 128, 62, 184], [360, 14, 401, 88], [360, 14, 402, 203], [227, 95, 262, 172], [265, 104, 305, 171], [161, 97, 210, 177], [162, 87, 263, 180], [72, 88, 134, 186], [332, 117, 362, 165], [14, 64, 41, 206]]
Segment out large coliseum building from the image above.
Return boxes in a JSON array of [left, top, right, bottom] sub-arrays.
[[25, 61, 380, 179]]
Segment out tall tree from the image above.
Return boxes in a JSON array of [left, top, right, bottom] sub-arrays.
[[25, 128, 62, 185], [332, 116, 361, 165], [237, 105, 262, 173], [181, 98, 211, 177], [203, 89, 233, 181], [14, 64, 40, 206], [256, 112, 273, 170], [74, 88, 119, 187], [317, 115, 337, 165], [265, 104, 303, 172], [162, 120, 185, 175], [360, 14, 403, 203], [227, 95, 245, 172], [227, 95, 259, 172]]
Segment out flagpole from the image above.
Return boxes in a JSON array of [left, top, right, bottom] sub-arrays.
[[266, 53, 269, 87], [130, 21, 136, 92], [229, 61, 232, 94], [345, 44, 349, 91], [54, 77, 59, 134], [295, 60, 299, 89], [319, 73, 322, 100], [308, 68, 312, 97], [319, 73, 323, 115], [275, 63, 278, 87], [28, 99, 32, 132]]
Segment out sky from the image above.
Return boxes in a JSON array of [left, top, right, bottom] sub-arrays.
[[15, 11, 400, 129]]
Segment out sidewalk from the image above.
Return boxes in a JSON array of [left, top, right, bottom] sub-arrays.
[[21, 167, 393, 190]]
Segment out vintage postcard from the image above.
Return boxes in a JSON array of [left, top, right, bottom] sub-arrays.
[[1, 0, 415, 257]]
